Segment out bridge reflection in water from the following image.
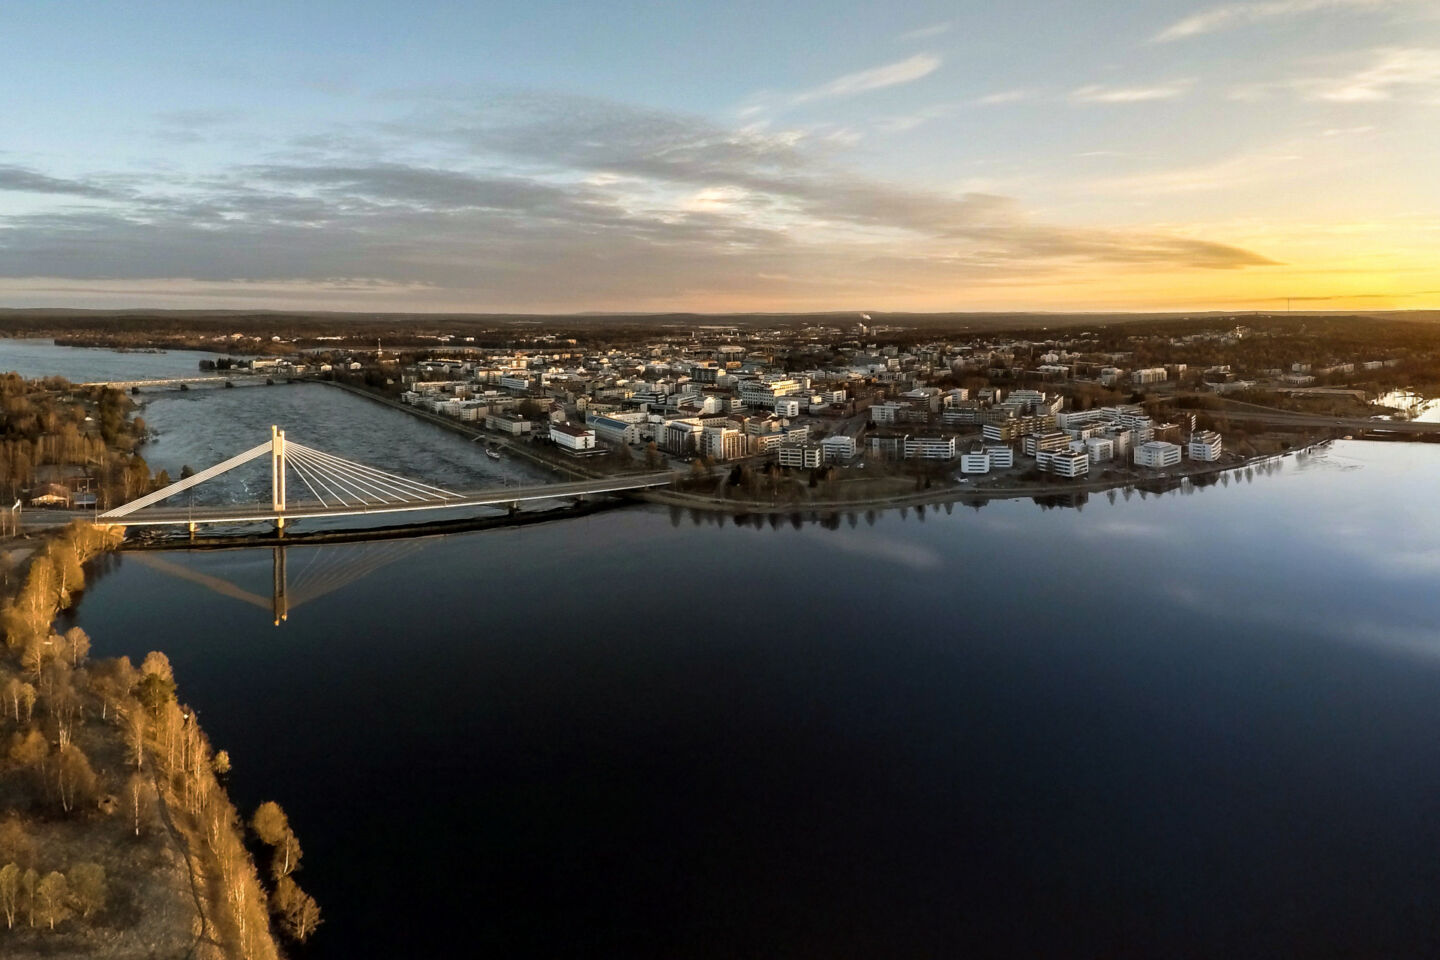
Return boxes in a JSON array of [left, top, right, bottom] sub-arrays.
[[128, 539, 430, 625]]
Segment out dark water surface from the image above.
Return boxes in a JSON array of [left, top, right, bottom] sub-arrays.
[[67, 439, 1440, 958], [0, 337, 223, 382]]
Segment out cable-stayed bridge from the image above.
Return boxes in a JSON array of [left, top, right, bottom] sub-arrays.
[[100, 425, 672, 530]]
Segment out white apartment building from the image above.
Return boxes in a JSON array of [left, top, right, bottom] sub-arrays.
[[662, 418, 705, 455], [1102, 427, 1133, 459], [1054, 408, 1113, 431], [902, 436, 957, 460], [587, 414, 641, 446], [486, 413, 532, 435], [870, 401, 903, 425], [549, 422, 597, 453], [820, 435, 856, 462], [1036, 449, 1090, 478], [1085, 436, 1115, 463], [1135, 440, 1182, 468], [1121, 414, 1155, 444], [960, 446, 991, 474], [1022, 431, 1070, 456], [1132, 367, 1168, 385], [1188, 430, 1223, 461], [777, 442, 822, 469], [773, 397, 803, 417], [703, 426, 749, 461], [752, 433, 785, 453], [984, 445, 1014, 468]]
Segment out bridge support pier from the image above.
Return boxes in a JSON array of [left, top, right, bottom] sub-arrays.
[[188, 521, 197, 539]]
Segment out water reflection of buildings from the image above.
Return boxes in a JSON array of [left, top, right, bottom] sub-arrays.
[[664, 449, 1301, 531], [130, 540, 429, 625]]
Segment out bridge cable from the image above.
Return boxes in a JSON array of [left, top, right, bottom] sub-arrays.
[[285, 453, 333, 508], [283, 446, 457, 503], [288, 447, 416, 505], [286, 445, 457, 504]]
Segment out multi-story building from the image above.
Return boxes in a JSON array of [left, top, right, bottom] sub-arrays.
[[772, 397, 803, 417], [1085, 436, 1115, 463], [549, 422, 597, 453], [870, 401, 904, 425], [661, 418, 705, 455], [820, 435, 856, 462], [984, 445, 1014, 468], [1122, 414, 1155, 444], [1188, 430, 1223, 461], [486, 413, 532, 435], [982, 415, 1049, 443], [703, 426, 749, 461], [960, 444, 991, 474], [1135, 440, 1182, 468], [777, 442, 822, 469], [1037, 449, 1090, 478], [942, 404, 981, 426], [1101, 427, 1133, 459], [1022, 431, 1070, 456], [902, 435, 957, 460], [1132, 367, 1168, 385], [587, 414, 641, 446]]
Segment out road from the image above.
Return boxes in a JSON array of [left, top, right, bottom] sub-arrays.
[[100, 473, 675, 526]]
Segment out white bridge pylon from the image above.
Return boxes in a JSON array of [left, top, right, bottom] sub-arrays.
[[100, 425, 462, 526]]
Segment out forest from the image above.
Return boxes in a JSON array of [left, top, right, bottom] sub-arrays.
[[0, 374, 155, 508], [0, 521, 320, 956]]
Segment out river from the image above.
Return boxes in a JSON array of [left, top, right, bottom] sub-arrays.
[[22, 346, 1440, 957], [0, 337, 226, 382]]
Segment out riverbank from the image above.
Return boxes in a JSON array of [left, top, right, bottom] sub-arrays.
[[0, 523, 288, 958], [639, 439, 1333, 516], [321, 377, 1334, 519]]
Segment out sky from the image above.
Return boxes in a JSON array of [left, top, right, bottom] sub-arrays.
[[1, 0, 1437, 314]]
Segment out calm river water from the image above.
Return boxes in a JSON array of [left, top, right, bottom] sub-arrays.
[[22, 344, 1440, 957]]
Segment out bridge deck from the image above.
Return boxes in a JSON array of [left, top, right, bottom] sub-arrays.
[[103, 473, 674, 526]]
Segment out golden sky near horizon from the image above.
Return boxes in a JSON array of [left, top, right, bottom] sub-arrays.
[[1, 0, 1437, 313]]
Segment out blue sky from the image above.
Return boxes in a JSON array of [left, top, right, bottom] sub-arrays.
[[1, 0, 1437, 311]]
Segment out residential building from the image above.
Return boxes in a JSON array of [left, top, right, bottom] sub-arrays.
[[549, 422, 597, 453], [820, 435, 856, 462], [662, 418, 705, 455], [486, 413, 532, 435], [1188, 430, 1223, 461], [703, 426, 748, 461], [1037, 449, 1090, 478], [777, 442, 822, 469], [1132, 367, 1168, 385], [1085, 437, 1115, 463], [1022, 431, 1070, 457], [960, 445, 991, 474], [587, 414, 641, 446], [984, 445, 1014, 468], [902, 435, 957, 460], [1135, 440, 1182, 468]]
